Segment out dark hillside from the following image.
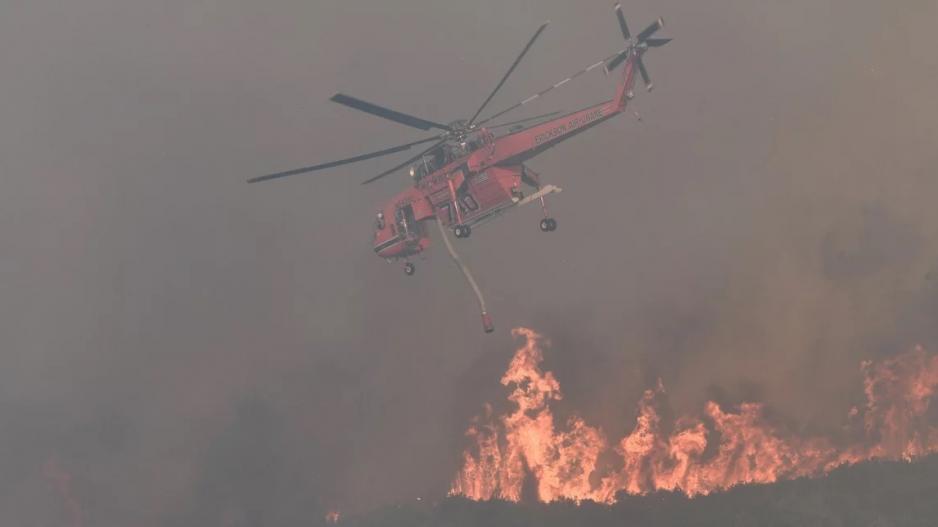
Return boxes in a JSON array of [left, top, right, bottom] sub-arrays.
[[344, 455, 938, 527]]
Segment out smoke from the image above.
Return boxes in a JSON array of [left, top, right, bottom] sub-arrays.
[[513, 0, 938, 441], [43, 457, 84, 527], [0, 0, 936, 523]]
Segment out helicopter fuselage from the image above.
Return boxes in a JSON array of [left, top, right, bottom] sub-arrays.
[[372, 56, 636, 261]]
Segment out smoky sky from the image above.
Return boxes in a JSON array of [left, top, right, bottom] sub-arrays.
[[1, 0, 937, 524]]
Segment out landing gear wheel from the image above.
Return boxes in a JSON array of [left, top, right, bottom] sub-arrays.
[[539, 218, 557, 232], [454, 224, 472, 238], [403, 262, 415, 276]]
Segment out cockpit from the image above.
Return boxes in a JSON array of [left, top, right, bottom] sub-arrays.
[[408, 144, 449, 181], [408, 131, 493, 182]]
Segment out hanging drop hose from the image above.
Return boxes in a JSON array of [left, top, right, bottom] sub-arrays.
[[436, 218, 495, 333]]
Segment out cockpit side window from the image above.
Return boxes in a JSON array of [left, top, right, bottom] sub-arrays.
[[396, 204, 416, 236]]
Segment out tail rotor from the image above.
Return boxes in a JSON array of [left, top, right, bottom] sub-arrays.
[[607, 4, 670, 91]]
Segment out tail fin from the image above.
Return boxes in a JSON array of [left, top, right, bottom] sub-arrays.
[[612, 56, 638, 111]]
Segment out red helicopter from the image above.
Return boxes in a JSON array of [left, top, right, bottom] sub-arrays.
[[250, 5, 671, 332]]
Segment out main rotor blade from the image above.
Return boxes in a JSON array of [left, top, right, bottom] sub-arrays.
[[637, 57, 652, 91], [644, 37, 672, 48], [475, 51, 617, 127], [247, 136, 440, 184], [330, 93, 452, 132], [614, 3, 631, 40], [606, 48, 631, 72], [487, 111, 562, 130], [467, 22, 549, 126], [636, 17, 664, 43], [361, 139, 447, 185]]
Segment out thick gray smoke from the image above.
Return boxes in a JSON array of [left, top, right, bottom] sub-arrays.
[[1, 0, 936, 524]]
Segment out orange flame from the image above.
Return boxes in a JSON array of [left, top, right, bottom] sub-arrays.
[[450, 328, 938, 503], [325, 510, 341, 523]]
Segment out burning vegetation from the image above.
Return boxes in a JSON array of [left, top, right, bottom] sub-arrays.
[[451, 328, 938, 503]]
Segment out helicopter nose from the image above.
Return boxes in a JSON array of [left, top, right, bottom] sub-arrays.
[[373, 231, 403, 257]]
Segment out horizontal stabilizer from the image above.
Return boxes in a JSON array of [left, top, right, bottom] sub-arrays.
[[516, 184, 563, 207]]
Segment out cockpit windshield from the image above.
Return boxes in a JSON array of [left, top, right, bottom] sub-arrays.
[[409, 131, 493, 181], [411, 146, 447, 180]]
